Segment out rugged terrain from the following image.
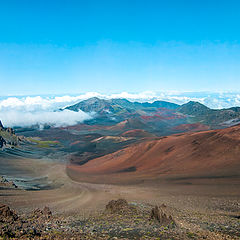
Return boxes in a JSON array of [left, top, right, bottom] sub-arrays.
[[0, 157, 239, 239], [0, 98, 240, 239]]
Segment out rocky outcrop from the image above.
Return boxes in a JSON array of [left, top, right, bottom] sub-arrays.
[[106, 198, 136, 214], [32, 206, 52, 219], [0, 120, 19, 148], [0, 176, 18, 189], [6, 127, 15, 135], [150, 205, 175, 226], [0, 120, 3, 130], [0, 136, 6, 148], [0, 204, 18, 222]]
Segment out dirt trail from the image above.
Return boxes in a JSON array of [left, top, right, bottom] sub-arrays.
[[0, 159, 104, 215], [1, 157, 240, 239]]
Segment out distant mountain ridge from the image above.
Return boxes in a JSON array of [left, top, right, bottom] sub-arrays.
[[64, 97, 182, 131], [177, 101, 211, 116], [65, 97, 240, 131], [177, 101, 240, 127], [65, 97, 180, 113]]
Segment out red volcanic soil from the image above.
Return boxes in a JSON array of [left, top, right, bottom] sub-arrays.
[[173, 123, 210, 132], [67, 124, 240, 184], [61, 124, 108, 131], [121, 129, 156, 138]]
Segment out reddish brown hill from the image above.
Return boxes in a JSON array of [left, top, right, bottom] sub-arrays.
[[67, 124, 240, 184]]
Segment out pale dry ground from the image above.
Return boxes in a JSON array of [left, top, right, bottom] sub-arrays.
[[0, 157, 240, 239]]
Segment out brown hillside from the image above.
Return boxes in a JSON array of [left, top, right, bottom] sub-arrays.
[[67, 124, 240, 183]]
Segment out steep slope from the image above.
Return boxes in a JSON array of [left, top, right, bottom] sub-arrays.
[[68, 124, 240, 183]]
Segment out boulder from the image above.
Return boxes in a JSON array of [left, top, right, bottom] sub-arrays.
[[0, 176, 18, 189], [43, 206, 52, 216], [150, 205, 175, 226], [0, 120, 3, 130], [106, 199, 130, 214], [6, 127, 15, 135], [0, 136, 6, 148], [0, 204, 18, 222], [32, 206, 52, 218]]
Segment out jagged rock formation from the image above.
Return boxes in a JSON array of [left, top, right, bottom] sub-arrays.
[[31, 206, 52, 219], [6, 127, 15, 135], [0, 120, 3, 130], [0, 204, 18, 222], [150, 205, 175, 226], [0, 120, 18, 148], [0, 136, 6, 148], [106, 199, 129, 214], [0, 176, 18, 189], [105, 198, 138, 215]]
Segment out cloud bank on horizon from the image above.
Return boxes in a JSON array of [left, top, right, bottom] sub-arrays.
[[0, 91, 240, 127], [0, 110, 92, 128]]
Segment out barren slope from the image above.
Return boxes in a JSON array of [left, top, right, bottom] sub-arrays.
[[67, 124, 240, 183]]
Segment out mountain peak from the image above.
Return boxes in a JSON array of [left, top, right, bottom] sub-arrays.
[[177, 101, 210, 116], [187, 101, 209, 107], [66, 97, 113, 113], [82, 97, 107, 104]]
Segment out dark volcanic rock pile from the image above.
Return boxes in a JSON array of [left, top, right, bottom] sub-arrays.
[[105, 198, 135, 214], [0, 200, 238, 239], [0, 204, 18, 222], [0, 136, 6, 148], [150, 205, 175, 226], [0, 120, 19, 148], [0, 120, 3, 130], [0, 201, 182, 240], [32, 206, 52, 219], [0, 176, 18, 189]]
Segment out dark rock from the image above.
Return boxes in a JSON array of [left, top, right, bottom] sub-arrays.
[[0, 203, 18, 222], [32, 208, 43, 217], [43, 206, 52, 216], [106, 199, 130, 214], [0, 176, 18, 189], [0, 120, 3, 129], [32, 206, 52, 218], [6, 127, 15, 135], [160, 203, 167, 208], [150, 205, 175, 226], [0, 136, 6, 148]]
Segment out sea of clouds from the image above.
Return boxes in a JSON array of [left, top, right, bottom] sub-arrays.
[[1, 91, 240, 128]]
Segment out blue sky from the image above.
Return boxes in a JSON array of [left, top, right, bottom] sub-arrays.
[[0, 0, 240, 95]]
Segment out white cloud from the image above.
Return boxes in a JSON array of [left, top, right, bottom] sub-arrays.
[[0, 109, 92, 128], [108, 91, 157, 101]]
